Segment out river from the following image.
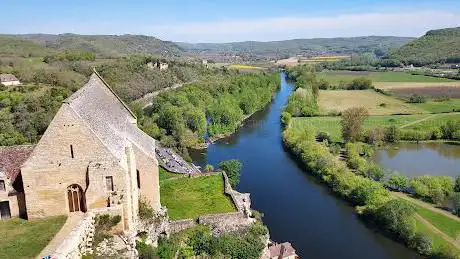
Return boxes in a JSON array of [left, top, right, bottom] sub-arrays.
[[190, 73, 418, 259]]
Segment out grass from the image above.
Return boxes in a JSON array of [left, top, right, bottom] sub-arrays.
[[0, 216, 67, 259], [413, 204, 460, 240], [414, 218, 460, 257], [318, 90, 427, 115], [318, 71, 453, 85], [291, 114, 430, 142], [405, 113, 460, 130], [160, 173, 236, 220], [411, 99, 460, 113], [159, 167, 183, 182]]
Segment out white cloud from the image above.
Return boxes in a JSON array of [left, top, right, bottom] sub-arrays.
[[144, 11, 460, 42], [7, 11, 460, 42]]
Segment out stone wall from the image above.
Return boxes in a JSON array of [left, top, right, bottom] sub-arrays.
[[52, 212, 95, 258], [169, 219, 196, 234]]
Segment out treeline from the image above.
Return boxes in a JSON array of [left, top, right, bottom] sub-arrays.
[[282, 125, 458, 258], [137, 223, 268, 259], [139, 71, 280, 159], [0, 85, 70, 145]]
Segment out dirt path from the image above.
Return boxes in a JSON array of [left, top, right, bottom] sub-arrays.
[[414, 214, 460, 248], [133, 80, 197, 109], [392, 192, 460, 223], [37, 212, 85, 258]]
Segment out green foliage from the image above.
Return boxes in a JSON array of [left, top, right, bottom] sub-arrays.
[[143, 72, 280, 154], [408, 233, 433, 256], [219, 159, 243, 188], [408, 94, 426, 103], [204, 164, 214, 172], [345, 77, 373, 90], [452, 192, 460, 216], [375, 199, 417, 242], [455, 175, 460, 192], [341, 107, 369, 142], [95, 214, 121, 231], [384, 125, 401, 143], [410, 176, 454, 204], [139, 198, 156, 223], [386, 172, 409, 191], [389, 27, 460, 65]]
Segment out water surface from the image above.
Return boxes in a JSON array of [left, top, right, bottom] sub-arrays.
[[190, 73, 417, 259], [373, 142, 460, 177]]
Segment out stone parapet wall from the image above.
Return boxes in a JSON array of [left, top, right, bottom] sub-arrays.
[[169, 219, 196, 234], [52, 212, 95, 258]]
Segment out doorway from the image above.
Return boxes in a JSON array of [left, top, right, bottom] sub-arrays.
[[0, 201, 11, 219], [67, 184, 86, 213]]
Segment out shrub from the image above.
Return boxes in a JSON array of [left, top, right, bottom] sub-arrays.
[[204, 164, 214, 173], [407, 94, 426, 103], [384, 126, 400, 143], [316, 131, 330, 143], [341, 107, 369, 142], [410, 175, 454, 204], [139, 198, 156, 223], [408, 233, 433, 256], [364, 127, 385, 145], [346, 77, 373, 90], [374, 199, 417, 242], [386, 172, 409, 191]]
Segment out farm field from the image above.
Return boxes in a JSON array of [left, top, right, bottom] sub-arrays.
[[374, 82, 460, 90], [159, 172, 236, 220], [291, 114, 430, 142], [318, 90, 427, 115], [318, 71, 453, 84], [411, 99, 460, 113], [228, 64, 263, 70], [405, 113, 460, 130]]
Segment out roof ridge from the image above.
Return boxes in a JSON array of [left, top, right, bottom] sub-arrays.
[[91, 68, 137, 120]]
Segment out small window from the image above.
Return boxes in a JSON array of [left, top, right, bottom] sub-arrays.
[[136, 170, 140, 189], [105, 176, 113, 191], [70, 145, 74, 158], [0, 180, 5, 191]]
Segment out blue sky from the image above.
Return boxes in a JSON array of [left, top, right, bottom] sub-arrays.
[[2, 0, 460, 42]]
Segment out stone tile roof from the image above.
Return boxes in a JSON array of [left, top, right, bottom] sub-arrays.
[[0, 145, 35, 181], [0, 73, 19, 82], [64, 70, 155, 160], [268, 242, 297, 259]]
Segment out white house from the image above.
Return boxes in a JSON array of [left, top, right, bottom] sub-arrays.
[[0, 74, 21, 86]]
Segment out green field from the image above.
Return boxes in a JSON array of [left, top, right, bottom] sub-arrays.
[[412, 99, 460, 113], [0, 216, 67, 259], [405, 113, 460, 130], [413, 204, 460, 240], [291, 115, 430, 142], [318, 71, 453, 84], [160, 173, 236, 220]]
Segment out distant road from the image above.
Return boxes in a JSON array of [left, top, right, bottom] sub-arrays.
[[133, 80, 197, 109]]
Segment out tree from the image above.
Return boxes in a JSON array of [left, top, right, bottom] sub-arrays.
[[385, 125, 400, 143], [219, 159, 243, 188], [375, 199, 417, 242], [408, 233, 433, 256], [452, 192, 460, 216], [454, 175, 460, 192], [341, 107, 369, 142], [204, 164, 214, 173]]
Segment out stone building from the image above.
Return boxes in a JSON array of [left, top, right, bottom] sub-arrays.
[[0, 74, 20, 86], [16, 71, 161, 231], [0, 146, 33, 219]]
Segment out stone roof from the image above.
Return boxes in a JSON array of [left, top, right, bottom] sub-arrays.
[[0, 73, 19, 82], [268, 242, 297, 259], [64, 70, 156, 161], [0, 145, 35, 181]]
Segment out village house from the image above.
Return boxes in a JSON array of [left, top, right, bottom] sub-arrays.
[[0, 74, 21, 86], [147, 61, 168, 71], [0, 70, 161, 232], [266, 242, 298, 259], [0, 146, 33, 219]]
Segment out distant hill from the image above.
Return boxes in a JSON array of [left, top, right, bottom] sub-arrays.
[[389, 27, 460, 65], [5, 34, 185, 58], [177, 36, 414, 59], [0, 36, 57, 57]]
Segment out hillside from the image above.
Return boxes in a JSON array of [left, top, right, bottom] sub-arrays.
[[389, 27, 460, 65], [0, 36, 57, 57], [177, 36, 414, 59], [6, 34, 185, 58]]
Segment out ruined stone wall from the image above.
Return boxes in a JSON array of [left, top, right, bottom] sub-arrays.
[[21, 105, 129, 218]]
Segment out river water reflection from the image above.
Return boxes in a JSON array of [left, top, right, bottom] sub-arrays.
[[373, 142, 460, 177], [190, 73, 418, 259]]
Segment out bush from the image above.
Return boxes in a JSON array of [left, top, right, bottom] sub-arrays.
[[374, 199, 417, 242], [364, 127, 385, 145], [204, 164, 214, 173], [410, 175, 454, 204], [408, 233, 433, 256], [139, 198, 156, 223], [407, 94, 426, 103], [346, 77, 373, 90], [384, 125, 400, 143], [386, 172, 409, 191]]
